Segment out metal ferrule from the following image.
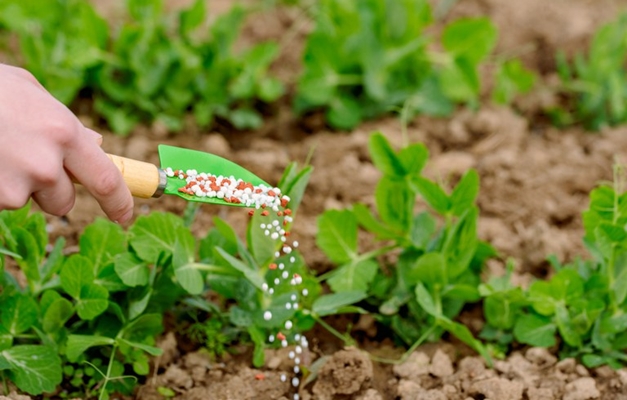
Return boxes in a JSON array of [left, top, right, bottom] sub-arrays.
[[153, 168, 167, 198]]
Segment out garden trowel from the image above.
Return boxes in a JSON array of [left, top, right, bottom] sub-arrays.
[[106, 144, 270, 207]]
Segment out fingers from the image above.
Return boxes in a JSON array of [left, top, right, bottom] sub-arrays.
[[63, 127, 134, 223], [85, 127, 103, 146], [0, 174, 31, 210], [32, 173, 76, 216]]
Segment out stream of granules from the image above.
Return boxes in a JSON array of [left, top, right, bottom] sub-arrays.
[[168, 168, 306, 399]]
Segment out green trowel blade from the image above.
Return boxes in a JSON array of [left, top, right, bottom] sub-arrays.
[[158, 144, 271, 207]]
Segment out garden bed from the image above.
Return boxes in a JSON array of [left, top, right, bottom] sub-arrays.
[[4, 0, 627, 399]]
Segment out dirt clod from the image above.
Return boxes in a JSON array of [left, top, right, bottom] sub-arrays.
[[162, 364, 193, 389], [429, 349, 454, 378], [311, 347, 373, 399], [525, 347, 558, 367], [563, 377, 601, 400], [468, 377, 524, 400], [356, 388, 384, 400], [527, 387, 555, 400], [394, 352, 431, 380]]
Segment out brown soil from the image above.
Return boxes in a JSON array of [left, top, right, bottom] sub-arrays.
[[9, 0, 627, 399]]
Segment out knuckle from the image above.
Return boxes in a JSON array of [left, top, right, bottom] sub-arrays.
[[0, 190, 28, 211], [45, 114, 81, 147], [93, 169, 122, 198], [32, 165, 60, 187]]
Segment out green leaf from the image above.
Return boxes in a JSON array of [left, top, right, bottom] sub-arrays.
[[312, 291, 367, 317], [398, 143, 429, 176], [66, 335, 115, 362], [76, 284, 109, 320], [249, 326, 266, 368], [0, 345, 62, 395], [124, 313, 163, 340], [410, 212, 436, 249], [215, 248, 264, 290], [368, 132, 405, 177], [438, 318, 491, 363], [415, 283, 440, 317], [0, 326, 11, 351], [528, 280, 556, 316], [442, 207, 479, 278], [179, 0, 205, 36], [442, 17, 497, 64], [514, 314, 556, 347], [12, 227, 43, 284], [450, 170, 479, 216], [407, 252, 447, 288], [411, 176, 450, 214], [0, 294, 38, 336], [58, 255, 108, 321], [173, 238, 204, 295], [492, 59, 536, 104], [80, 218, 126, 275], [258, 77, 284, 102], [279, 164, 313, 213], [443, 284, 480, 302], [555, 304, 582, 348], [229, 108, 263, 130], [42, 297, 73, 334], [40, 237, 65, 282], [327, 94, 361, 130], [483, 288, 525, 330], [119, 338, 163, 356], [353, 203, 399, 240], [128, 287, 152, 320], [376, 177, 414, 232], [114, 253, 149, 287], [438, 56, 480, 103], [60, 255, 95, 299], [327, 259, 378, 293], [129, 213, 187, 263], [128, 0, 163, 21], [316, 210, 358, 264], [247, 212, 277, 267], [211, 217, 239, 254]]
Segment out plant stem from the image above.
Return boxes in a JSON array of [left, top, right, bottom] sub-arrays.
[[370, 325, 436, 364], [99, 343, 118, 400], [313, 314, 355, 346]]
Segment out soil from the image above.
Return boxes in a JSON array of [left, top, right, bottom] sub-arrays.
[[7, 0, 627, 399]]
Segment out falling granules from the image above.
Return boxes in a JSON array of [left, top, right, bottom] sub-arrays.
[[259, 218, 304, 400], [168, 168, 304, 399]]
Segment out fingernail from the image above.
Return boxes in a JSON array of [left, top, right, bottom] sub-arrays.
[[85, 128, 103, 145]]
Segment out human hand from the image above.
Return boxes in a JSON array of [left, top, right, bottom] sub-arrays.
[[0, 64, 134, 222]]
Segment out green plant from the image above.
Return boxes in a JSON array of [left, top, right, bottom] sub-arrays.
[[0, 0, 284, 135], [551, 13, 627, 130], [480, 165, 627, 368], [0, 205, 168, 398], [295, 1, 532, 130], [94, 0, 284, 134], [316, 131, 494, 361], [0, 0, 109, 104], [0, 153, 373, 396], [295, 0, 436, 130]]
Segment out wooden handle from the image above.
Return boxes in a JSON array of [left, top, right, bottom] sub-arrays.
[[106, 154, 165, 198]]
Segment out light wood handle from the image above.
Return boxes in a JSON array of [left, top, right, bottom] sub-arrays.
[[106, 154, 166, 198]]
